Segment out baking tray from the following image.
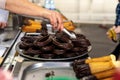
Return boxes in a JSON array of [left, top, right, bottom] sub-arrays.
[[15, 42, 92, 61], [18, 62, 76, 80]]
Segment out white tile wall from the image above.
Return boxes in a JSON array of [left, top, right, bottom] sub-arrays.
[[79, 0, 91, 12], [54, 0, 78, 13], [90, 0, 104, 13], [34, 0, 118, 24], [103, 0, 117, 13]]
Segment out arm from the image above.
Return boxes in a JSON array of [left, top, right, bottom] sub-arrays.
[[5, 0, 63, 30]]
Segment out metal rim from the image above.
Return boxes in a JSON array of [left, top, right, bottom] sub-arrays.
[[21, 62, 72, 80]]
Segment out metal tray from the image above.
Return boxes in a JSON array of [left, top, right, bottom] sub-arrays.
[[15, 42, 92, 61], [18, 62, 76, 80]]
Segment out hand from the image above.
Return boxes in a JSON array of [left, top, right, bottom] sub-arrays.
[[0, 69, 13, 80], [106, 26, 117, 42], [42, 9, 64, 31], [114, 26, 120, 34], [0, 22, 7, 28], [106, 26, 113, 39], [113, 68, 120, 80]]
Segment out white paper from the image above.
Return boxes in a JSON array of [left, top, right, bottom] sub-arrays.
[[0, 9, 9, 22]]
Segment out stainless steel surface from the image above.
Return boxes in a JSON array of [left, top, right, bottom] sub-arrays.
[[0, 30, 18, 47], [16, 42, 91, 61], [0, 29, 21, 67], [1, 31, 24, 68], [7, 13, 22, 29], [14, 62, 75, 80]]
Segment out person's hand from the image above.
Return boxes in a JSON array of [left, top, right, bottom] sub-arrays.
[[114, 26, 120, 34], [106, 26, 117, 42], [0, 69, 13, 80], [106, 26, 114, 39], [113, 68, 120, 80], [42, 9, 64, 31], [0, 22, 7, 28]]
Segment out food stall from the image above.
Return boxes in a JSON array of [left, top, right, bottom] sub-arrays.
[[0, 12, 92, 80], [0, 15, 118, 80], [0, 0, 120, 80]]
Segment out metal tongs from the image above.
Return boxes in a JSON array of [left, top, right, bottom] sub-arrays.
[[20, 15, 77, 38], [38, 17, 76, 38], [35, 16, 76, 38], [63, 28, 76, 39]]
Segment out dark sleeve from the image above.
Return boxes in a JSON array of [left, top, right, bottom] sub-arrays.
[[115, 15, 118, 26], [116, 15, 120, 26], [115, 4, 120, 26]]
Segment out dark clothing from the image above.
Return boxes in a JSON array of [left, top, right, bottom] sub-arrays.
[[115, 3, 120, 26], [111, 3, 120, 60], [111, 43, 120, 60]]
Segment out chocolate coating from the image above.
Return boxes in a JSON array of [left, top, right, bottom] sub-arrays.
[[81, 75, 97, 80], [74, 64, 91, 78], [19, 26, 91, 59]]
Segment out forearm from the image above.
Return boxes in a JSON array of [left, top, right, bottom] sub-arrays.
[[5, 0, 47, 18], [4, 0, 64, 30]]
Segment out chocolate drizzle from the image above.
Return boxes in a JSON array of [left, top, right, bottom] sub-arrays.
[[72, 59, 97, 79], [75, 64, 91, 78]]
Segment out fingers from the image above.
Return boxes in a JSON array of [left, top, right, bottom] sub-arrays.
[[56, 12, 63, 31], [114, 26, 120, 33], [0, 69, 13, 80], [112, 26, 116, 29], [0, 22, 7, 28], [45, 10, 64, 31], [107, 27, 118, 43], [106, 30, 112, 40], [49, 11, 57, 29]]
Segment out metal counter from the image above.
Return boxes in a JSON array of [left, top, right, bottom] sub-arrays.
[[1, 32, 75, 80], [12, 62, 76, 80], [1, 30, 90, 80], [0, 30, 24, 68]]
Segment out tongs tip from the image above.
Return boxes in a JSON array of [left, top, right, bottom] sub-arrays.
[[63, 28, 76, 39]]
